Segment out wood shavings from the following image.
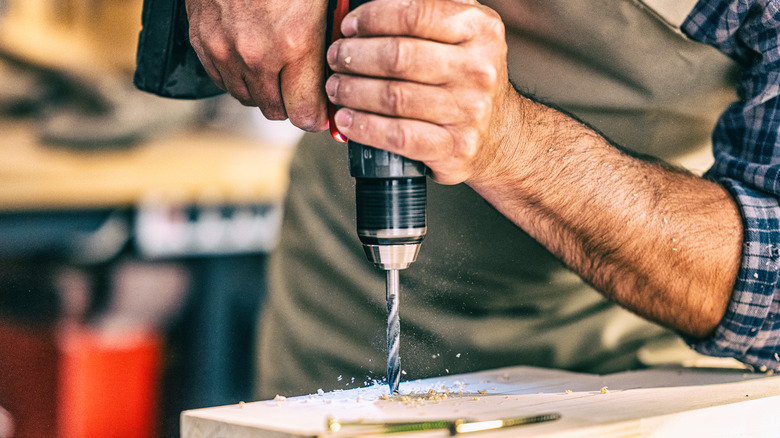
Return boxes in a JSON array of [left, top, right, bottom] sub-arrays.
[[426, 389, 448, 401]]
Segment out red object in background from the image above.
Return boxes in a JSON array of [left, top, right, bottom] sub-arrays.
[[0, 321, 59, 438], [0, 321, 162, 438], [59, 325, 161, 438]]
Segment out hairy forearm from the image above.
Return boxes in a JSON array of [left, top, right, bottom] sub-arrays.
[[325, 0, 743, 339], [468, 93, 743, 338]]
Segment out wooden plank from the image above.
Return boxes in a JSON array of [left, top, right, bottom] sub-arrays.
[[182, 366, 780, 437]]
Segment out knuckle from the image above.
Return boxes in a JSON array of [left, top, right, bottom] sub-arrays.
[[462, 98, 490, 124], [260, 108, 288, 121], [234, 38, 265, 70], [202, 38, 231, 63], [290, 109, 325, 132], [257, 99, 287, 120], [486, 18, 505, 41], [470, 63, 499, 88], [383, 82, 406, 115], [402, 0, 424, 34], [481, 7, 504, 33], [385, 124, 410, 152], [469, 6, 504, 39], [458, 130, 480, 159], [235, 94, 256, 107], [385, 39, 411, 75], [279, 30, 311, 57]]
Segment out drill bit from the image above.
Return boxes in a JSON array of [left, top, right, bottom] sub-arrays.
[[386, 269, 401, 394]]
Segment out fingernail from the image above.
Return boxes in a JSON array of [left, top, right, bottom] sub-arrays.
[[327, 42, 338, 66], [335, 108, 353, 128], [342, 16, 358, 37], [326, 75, 339, 99]]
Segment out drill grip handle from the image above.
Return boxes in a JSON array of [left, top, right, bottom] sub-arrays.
[[326, 0, 427, 179]]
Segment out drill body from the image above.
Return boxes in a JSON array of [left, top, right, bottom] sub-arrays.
[[327, 0, 428, 393], [327, 0, 429, 271], [350, 143, 427, 270]]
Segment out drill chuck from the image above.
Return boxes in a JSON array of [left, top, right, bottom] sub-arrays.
[[350, 142, 427, 270]]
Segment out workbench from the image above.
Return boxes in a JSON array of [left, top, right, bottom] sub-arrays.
[[0, 1, 298, 436], [0, 118, 292, 211], [0, 0, 293, 212], [182, 365, 780, 437]]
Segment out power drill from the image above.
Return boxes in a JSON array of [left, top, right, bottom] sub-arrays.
[[327, 0, 428, 393]]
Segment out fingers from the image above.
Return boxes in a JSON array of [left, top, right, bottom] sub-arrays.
[[325, 0, 509, 185], [212, 46, 327, 131], [327, 74, 482, 125], [245, 69, 287, 119], [327, 37, 461, 84], [280, 55, 330, 131], [184, 0, 330, 131], [334, 108, 472, 185], [341, 0, 491, 43]]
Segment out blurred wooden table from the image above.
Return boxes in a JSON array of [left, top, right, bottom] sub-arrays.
[[0, 0, 293, 211], [0, 119, 292, 211]]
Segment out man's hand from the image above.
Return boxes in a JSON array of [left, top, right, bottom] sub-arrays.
[[325, 0, 742, 339], [185, 0, 329, 131], [326, 0, 516, 185]]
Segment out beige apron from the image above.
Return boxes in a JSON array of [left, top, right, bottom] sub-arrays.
[[256, 0, 738, 398]]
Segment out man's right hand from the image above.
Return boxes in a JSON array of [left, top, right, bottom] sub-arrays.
[[185, 0, 329, 131]]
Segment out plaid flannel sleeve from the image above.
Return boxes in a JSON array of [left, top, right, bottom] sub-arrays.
[[681, 0, 780, 370]]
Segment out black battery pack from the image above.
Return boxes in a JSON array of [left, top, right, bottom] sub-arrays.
[[133, 0, 224, 99]]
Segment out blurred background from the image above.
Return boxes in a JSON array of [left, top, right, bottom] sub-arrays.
[[0, 0, 302, 436]]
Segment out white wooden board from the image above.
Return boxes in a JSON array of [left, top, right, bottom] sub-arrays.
[[182, 366, 780, 437]]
